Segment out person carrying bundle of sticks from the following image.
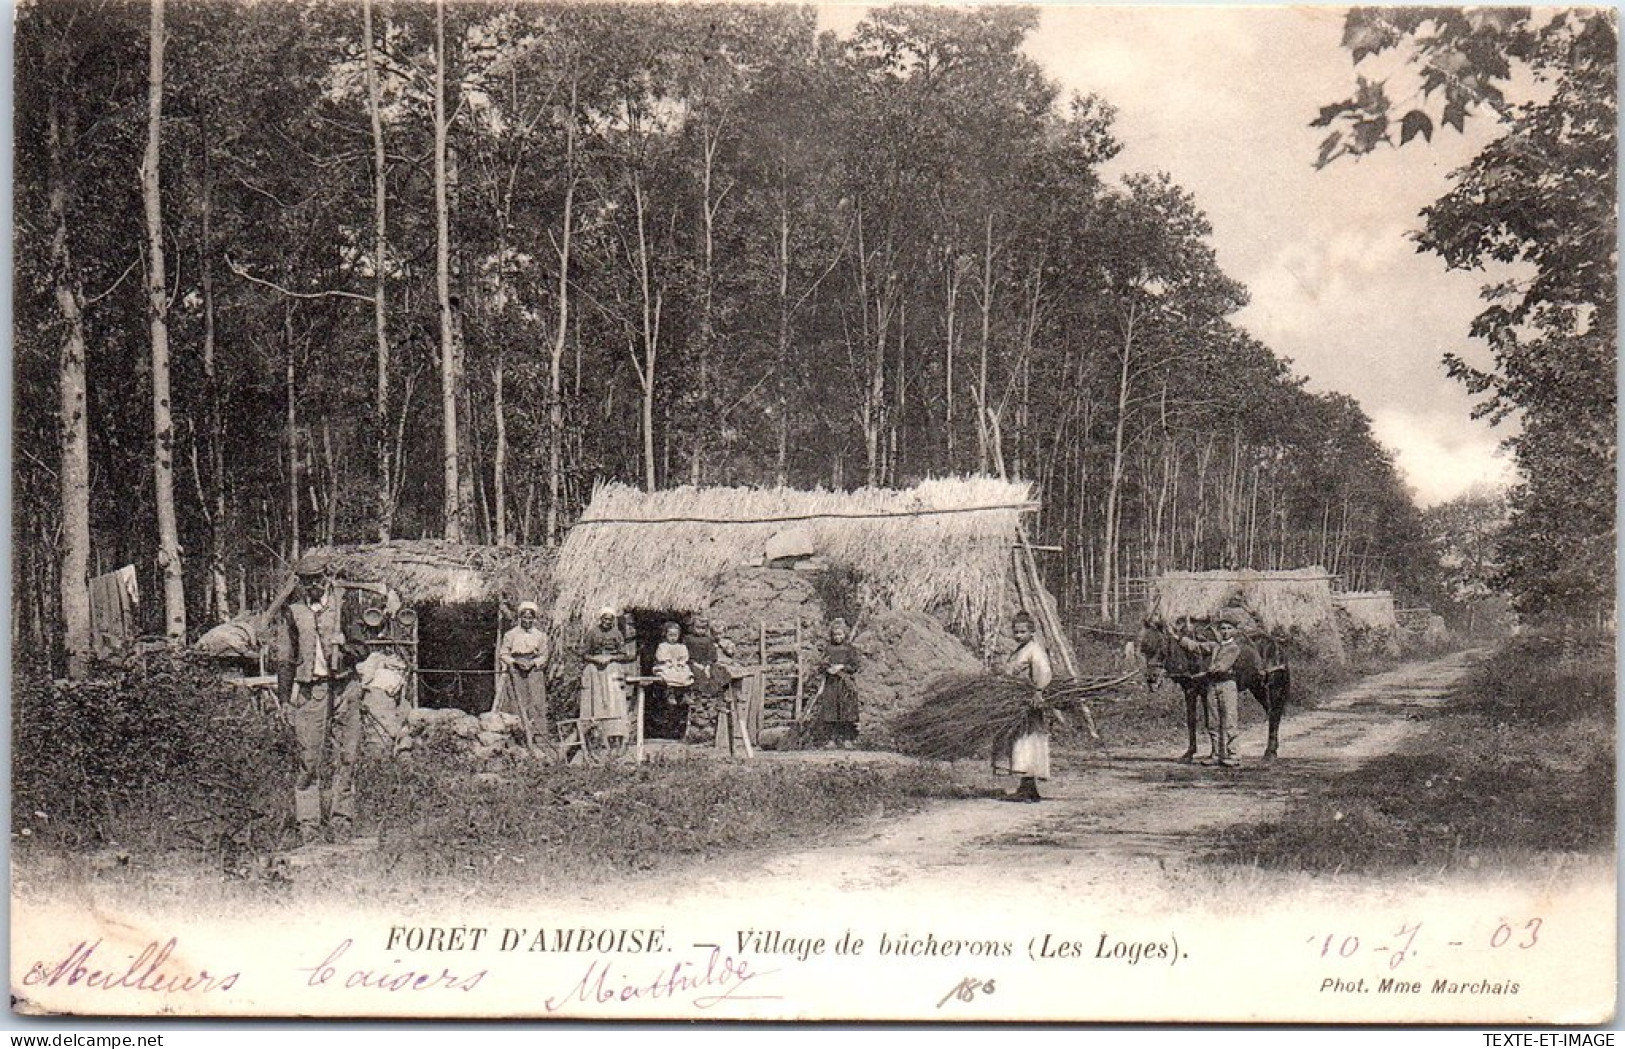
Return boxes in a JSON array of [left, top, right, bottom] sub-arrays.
[[994, 610, 1053, 802]]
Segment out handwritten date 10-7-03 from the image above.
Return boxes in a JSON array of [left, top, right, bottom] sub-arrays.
[[1310, 918, 1542, 971]]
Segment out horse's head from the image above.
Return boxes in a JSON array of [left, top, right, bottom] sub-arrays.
[[1136, 614, 1171, 691]]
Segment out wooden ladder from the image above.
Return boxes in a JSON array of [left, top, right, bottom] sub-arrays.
[[757, 619, 805, 720]]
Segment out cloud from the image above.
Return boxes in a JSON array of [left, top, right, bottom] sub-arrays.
[[1368, 408, 1518, 506]]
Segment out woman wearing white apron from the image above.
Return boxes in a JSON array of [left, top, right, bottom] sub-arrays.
[[994, 610, 1052, 802]]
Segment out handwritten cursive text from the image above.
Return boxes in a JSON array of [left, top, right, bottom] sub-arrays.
[[22, 938, 240, 994], [543, 946, 780, 1012], [298, 939, 487, 992]]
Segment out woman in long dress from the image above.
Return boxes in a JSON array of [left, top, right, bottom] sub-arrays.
[[812, 618, 861, 747], [579, 606, 630, 744], [994, 610, 1052, 802], [497, 600, 550, 744]]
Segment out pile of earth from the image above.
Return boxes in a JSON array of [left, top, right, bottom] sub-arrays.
[[849, 609, 984, 747]]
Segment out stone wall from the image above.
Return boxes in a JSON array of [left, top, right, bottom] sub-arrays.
[[681, 569, 986, 749], [703, 567, 831, 734]]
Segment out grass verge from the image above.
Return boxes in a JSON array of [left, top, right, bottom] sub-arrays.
[[10, 653, 978, 896], [360, 750, 976, 884], [1211, 633, 1615, 874]]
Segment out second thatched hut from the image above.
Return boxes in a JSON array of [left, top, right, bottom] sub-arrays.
[[1333, 590, 1402, 656], [1152, 567, 1346, 662]]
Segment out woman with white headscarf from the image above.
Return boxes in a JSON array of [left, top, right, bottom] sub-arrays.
[[579, 606, 631, 744], [498, 600, 551, 744]]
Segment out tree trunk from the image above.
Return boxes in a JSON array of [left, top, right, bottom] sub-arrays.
[[1099, 304, 1137, 622], [47, 96, 91, 677], [546, 78, 577, 547], [942, 250, 962, 471], [493, 354, 507, 545], [144, 0, 185, 642], [321, 418, 339, 545], [435, 0, 463, 541], [889, 296, 907, 485], [853, 207, 891, 487], [973, 212, 996, 473], [364, 0, 394, 541], [199, 104, 229, 621], [693, 119, 723, 486], [285, 308, 300, 559], [773, 165, 792, 487], [631, 172, 660, 493]]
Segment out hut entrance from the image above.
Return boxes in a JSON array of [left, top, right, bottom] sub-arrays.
[[625, 607, 693, 741], [415, 601, 499, 715]]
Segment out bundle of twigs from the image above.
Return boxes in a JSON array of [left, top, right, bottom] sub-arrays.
[[892, 670, 1138, 762]]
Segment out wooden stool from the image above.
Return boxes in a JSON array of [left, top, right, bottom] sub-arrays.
[[554, 718, 593, 764]]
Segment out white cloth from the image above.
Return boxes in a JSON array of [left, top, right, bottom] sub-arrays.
[[994, 639, 1053, 780], [357, 651, 407, 699]]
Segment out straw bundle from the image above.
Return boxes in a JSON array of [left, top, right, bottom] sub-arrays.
[[1154, 567, 1345, 661], [892, 672, 1038, 760], [552, 478, 1032, 651], [891, 670, 1137, 762]]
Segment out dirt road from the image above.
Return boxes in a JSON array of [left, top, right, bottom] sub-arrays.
[[644, 648, 1487, 912]]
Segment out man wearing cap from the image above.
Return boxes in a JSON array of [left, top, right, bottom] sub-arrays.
[[276, 554, 367, 843], [1179, 613, 1244, 767], [498, 601, 551, 746]]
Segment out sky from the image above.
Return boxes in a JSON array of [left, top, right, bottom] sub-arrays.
[[819, 4, 1521, 507]]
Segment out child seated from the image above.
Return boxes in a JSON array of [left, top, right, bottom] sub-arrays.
[[653, 621, 695, 688], [651, 621, 695, 740]]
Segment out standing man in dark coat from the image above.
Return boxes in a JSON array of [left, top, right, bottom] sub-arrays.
[[275, 554, 366, 843]]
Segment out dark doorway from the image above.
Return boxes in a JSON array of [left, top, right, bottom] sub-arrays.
[[625, 607, 693, 740], [415, 601, 499, 714]]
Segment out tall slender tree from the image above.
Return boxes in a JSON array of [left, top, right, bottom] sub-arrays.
[[144, 0, 185, 641]]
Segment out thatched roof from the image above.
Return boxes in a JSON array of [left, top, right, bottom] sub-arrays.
[[307, 540, 555, 608], [1153, 567, 1345, 660], [551, 478, 1037, 651], [1335, 590, 1400, 632]]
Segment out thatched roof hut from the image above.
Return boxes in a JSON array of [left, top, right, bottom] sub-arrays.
[[298, 540, 556, 715], [1153, 567, 1345, 662], [308, 540, 555, 609], [551, 478, 1040, 655], [1334, 590, 1401, 655], [1335, 590, 1399, 631]]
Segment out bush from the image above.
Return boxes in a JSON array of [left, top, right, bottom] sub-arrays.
[[1213, 632, 1615, 873], [1459, 631, 1615, 727], [12, 653, 294, 852]]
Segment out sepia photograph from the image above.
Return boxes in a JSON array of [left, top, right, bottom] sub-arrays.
[[9, 0, 1617, 1025]]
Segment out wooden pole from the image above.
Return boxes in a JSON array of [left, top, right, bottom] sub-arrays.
[[1017, 521, 1081, 681], [793, 618, 803, 720]]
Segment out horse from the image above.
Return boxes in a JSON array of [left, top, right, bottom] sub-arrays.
[[1135, 614, 1291, 762]]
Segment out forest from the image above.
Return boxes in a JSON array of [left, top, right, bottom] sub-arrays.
[[15, 0, 1447, 671]]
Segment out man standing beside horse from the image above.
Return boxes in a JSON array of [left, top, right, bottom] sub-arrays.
[[1178, 612, 1244, 768], [1138, 608, 1292, 765]]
